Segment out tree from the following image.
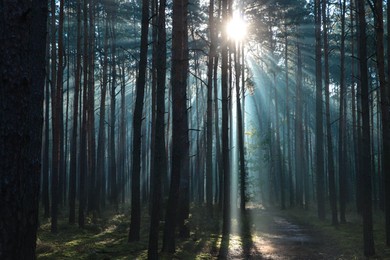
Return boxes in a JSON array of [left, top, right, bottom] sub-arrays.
[[322, 0, 338, 225], [206, 0, 216, 214], [148, 0, 167, 256], [357, 0, 375, 255], [162, 0, 190, 251], [0, 0, 48, 258], [69, 0, 82, 224], [373, 0, 390, 246], [315, 0, 325, 220], [221, 0, 231, 237], [129, 0, 150, 242], [338, 0, 347, 224]]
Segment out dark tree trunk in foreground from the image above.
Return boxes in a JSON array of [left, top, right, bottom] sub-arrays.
[[162, 0, 189, 252], [148, 0, 167, 256], [0, 1, 48, 258], [129, 0, 150, 242], [315, 0, 325, 220], [357, 0, 375, 255]]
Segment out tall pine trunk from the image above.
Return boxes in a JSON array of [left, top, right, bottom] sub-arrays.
[[315, 0, 325, 220], [323, 0, 338, 225], [162, 0, 189, 251], [129, 0, 150, 242], [373, 0, 390, 246], [357, 0, 375, 255], [0, 0, 48, 257]]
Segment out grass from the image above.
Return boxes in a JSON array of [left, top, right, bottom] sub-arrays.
[[37, 203, 390, 259], [278, 205, 390, 259], [36, 205, 222, 259]]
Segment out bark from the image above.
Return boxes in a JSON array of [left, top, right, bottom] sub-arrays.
[[315, 0, 325, 220], [357, 0, 375, 255], [374, 0, 390, 246], [42, 36, 51, 219], [235, 43, 247, 212], [96, 18, 109, 213], [148, 0, 167, 256], [338, 0, 347, 224], [129, 0, 150, 241], [87, 0, 97, 213], [295, 43, 304, 207], [322, 0, 338, 226], [69, 0, 82, 224], [221, 0, 231, 236], [50, 0, 59, 233], [109, 20, 118, 210], [206, 0, 215, 213], [0, 0, 48, 257], [162, 0, 189, 251]]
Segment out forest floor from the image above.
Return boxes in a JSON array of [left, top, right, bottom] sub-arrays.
[[36, 204, 390, 259]]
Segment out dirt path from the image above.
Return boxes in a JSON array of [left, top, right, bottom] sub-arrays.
[[221, 208, 340, 259]]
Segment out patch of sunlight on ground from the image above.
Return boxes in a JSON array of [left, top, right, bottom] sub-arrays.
[[64, 238, 84, 247], [246, 202, 266, 209]]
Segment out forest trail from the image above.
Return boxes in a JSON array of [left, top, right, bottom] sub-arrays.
[[221, 207, 340, 260]]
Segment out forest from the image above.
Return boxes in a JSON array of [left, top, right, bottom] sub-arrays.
[[1, 0, 390, 258]]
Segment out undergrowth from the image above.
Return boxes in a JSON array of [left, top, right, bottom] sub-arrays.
[[279, 205, 390, 259]]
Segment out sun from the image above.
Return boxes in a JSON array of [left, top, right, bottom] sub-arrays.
[[226, 15, 247, 42]]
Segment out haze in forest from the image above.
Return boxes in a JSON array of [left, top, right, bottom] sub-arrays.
[[1, 0, 390, 259]]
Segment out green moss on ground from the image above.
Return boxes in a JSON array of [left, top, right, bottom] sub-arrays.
[[279, 206, 390, 259], [37, 206, 221, 259]]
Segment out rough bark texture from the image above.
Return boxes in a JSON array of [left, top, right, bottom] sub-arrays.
[[0, 1, 48, 258]]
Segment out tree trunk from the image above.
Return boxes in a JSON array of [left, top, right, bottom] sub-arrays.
[[374, 0, 390, 246], [129, 0, 150, 241], [322, 0, 338, 226], [221, 0, 231, 236], [338, 0, 347, 224], [315, 0, 325, 220], [295, 43, 304, 207], [357, 0, 375, 255], [148, 0, 167, 256], [162, 0, 189, 251], [69, 0, 82, 224], [0, 0, 48, 257]]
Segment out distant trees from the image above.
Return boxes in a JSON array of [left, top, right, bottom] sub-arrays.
[[11, 0, 390, 257]]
